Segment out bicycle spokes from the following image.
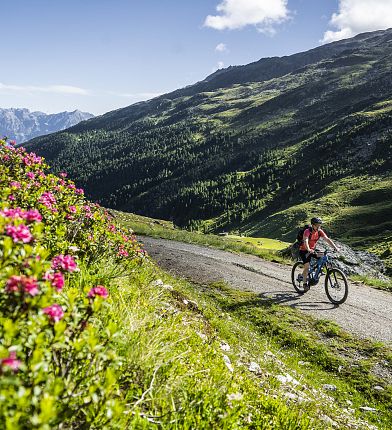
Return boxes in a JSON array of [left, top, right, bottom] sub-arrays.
[[325, 269, 349, 305], [291, 261, 308, 294]]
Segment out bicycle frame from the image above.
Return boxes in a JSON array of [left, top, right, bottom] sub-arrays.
[[308, 251, 329, 284]]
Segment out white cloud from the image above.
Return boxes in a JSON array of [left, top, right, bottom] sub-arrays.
[[204, 0, 289, 32], [0, 82, 89, 95], [47, 85, 89, 95], [215, 42, 229, 53], [322, 0, 392, 43]]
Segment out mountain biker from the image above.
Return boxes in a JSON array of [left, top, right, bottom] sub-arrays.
[[299, 217, 338, 291]]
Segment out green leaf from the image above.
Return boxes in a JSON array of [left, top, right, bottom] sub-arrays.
[[2, 236, 13, 257], [38, 394, 56, 423]]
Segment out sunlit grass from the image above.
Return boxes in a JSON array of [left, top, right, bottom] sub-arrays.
[[226, 234, 290, 251], [114, 210, 290, 264]]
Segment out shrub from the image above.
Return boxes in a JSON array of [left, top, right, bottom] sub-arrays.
[[0, 138, 146, 428]]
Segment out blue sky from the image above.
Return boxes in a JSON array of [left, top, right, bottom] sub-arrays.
[[2, 0, 392, 115]]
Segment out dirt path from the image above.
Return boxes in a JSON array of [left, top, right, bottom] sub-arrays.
[[140, 236, 392, 344]]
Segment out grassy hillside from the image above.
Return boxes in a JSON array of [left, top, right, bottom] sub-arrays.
[[26, 29, 392, 268]]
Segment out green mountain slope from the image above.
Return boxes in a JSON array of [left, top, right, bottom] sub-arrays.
[[26, 29, 392, 269]]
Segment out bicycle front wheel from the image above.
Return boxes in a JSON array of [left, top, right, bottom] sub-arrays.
[[291, 261, 307, 294], [325, 268, 348, 305]]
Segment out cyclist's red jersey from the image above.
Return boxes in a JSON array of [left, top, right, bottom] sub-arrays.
[[299, 228, 326, 251]]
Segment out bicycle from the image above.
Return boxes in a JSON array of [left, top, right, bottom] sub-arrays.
[[291, 250, 349, 305]]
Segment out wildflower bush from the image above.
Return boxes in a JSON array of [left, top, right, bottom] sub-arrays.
[[0, 138, 145, 428]]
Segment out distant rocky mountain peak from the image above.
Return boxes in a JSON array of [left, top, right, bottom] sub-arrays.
[[0, 107, 94, 143]]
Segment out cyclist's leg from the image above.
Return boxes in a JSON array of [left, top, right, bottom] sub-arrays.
[[299, 251, 311, 285], [302, 262, 310, 281]]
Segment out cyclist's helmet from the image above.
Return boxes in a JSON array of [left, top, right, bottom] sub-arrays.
[[311, 217, 323, 225]]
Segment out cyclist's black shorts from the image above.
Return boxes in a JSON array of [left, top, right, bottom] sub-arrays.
[[299, 250, 313, 264]]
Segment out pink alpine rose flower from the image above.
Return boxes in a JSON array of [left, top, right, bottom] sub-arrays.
[[5, 276, 22, 293], [117, 246, 129, 257], [23, 277, 39, 296], [0, 207, 22, 219], [6, 275, 39, 296], [1, 351, 21, 371], [88, 285, 109, 299], [22, 156, 32, 166], [44, 271, 65, 291], [38, 192, 56, 209], [22, 153, 43, 166], [43, 304, 64, 322], [51, 254, 77, 272], [52, 272, 65, 290], [26, 171, 35, 180], [68, 205, 77, 213], [5, 224, 33, 243], [24, 209, 42, 222]]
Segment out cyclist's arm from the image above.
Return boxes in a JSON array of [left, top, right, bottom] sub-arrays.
[[322, 234, 338, 251], [303, 237, 314, 253]]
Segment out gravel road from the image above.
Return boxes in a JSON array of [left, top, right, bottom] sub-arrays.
[[140, 236, 392, 344]]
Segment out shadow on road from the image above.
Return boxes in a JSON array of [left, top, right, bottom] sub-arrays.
[[260, 290, 338, 310], [224, 290, 338, 313]]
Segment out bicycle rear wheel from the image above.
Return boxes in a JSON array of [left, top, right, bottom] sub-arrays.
[[291, 261, 308, 294], [325, 268, 348, 304]]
